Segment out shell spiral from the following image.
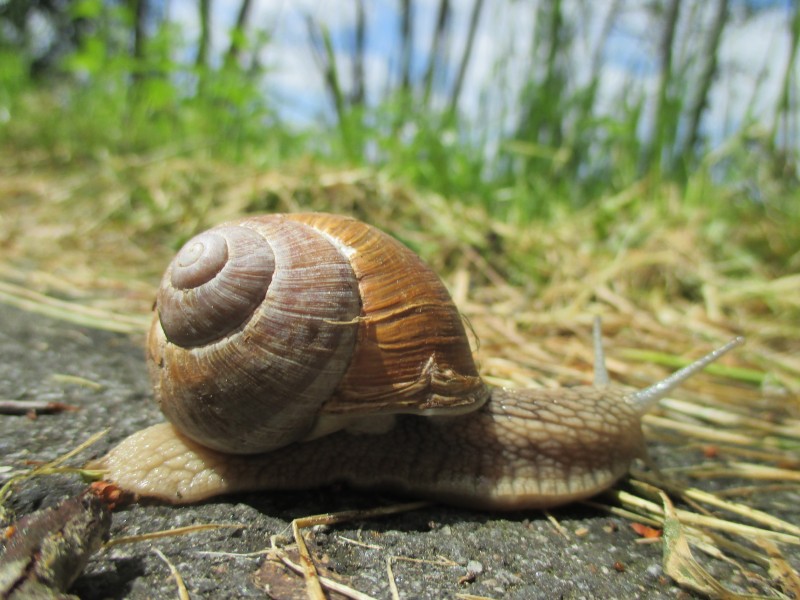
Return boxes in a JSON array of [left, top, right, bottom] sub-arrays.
[[148, 213, 488, 454]]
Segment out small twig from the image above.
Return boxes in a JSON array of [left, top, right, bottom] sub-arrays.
[[269, 543, 378, 600], [0, 429, 109, 521], [673, 462, 800, 482], [337, 535, 382, 550], [286, 501, 430, 600], [153, 548, 190, 600], [196, 549, 271, 558], [105, 524, 246, 549], [391, 555, 460, 568], [643, 415, 759, 445], [292, 501, 431, 530], [581, 499, 664, 528], [0, 399, 79, 415], [386, 556, 400, 600], [44, 429, 110, 469], [291, 519, 326, 600], [613, 490, 800, 545], [50, 373, 105, 390], [630, 470, 800, 536], [544, 510, 570, 538], [0, 280, 149, 334]]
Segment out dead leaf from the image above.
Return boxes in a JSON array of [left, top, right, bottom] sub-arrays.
[[660, 492, 775, 600]]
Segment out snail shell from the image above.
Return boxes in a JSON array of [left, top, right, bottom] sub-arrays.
[[95, 213, 743, 509], [148, 213, 487, 454]]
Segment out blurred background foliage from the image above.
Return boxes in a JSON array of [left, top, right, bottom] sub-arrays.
[[0, 0, 797, 278]]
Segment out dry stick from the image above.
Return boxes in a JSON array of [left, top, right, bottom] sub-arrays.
[[596, 489, 777, 572], [51, 373, 105, 390], [643, 415, 759, 445], [683, 444, 800, 468], [0, 429, 109, 519], [196, 543, 377, 600], [272, 549, 378, 600], [630, 470, 800, 537], [104, 524, 246, 549], [386, 556, 401, 600], [0, 399, 78, 415], [613, 490, 800, 545], [0, 280, 147, 334], [291, 518, 326, 600], [196, 549, 271, 558], [291, 501, 431, 530], [153, 548, 190, 600], [598, 486, 781, 589], [392, 555, 460, 568], [715, 483, 800, 498], [544, 510, 570, 538], [728, 462, 800, 481], [657, 397, 787, 432], [45, 429, 110, 469], [289, 501, 430, 600], [191, 504, 431, 600], [699, 528, 772, 570], [337, 536, 382, 550], [677, 462, 800, 482], [581, 500, 664, 528]]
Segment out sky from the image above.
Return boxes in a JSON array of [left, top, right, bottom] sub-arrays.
[[164, 0, 796, 149]]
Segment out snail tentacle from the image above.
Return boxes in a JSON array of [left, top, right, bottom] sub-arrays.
[[627, 336, 744, 414]]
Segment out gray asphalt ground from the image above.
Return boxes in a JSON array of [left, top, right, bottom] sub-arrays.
[[1, 301, 786, 599]]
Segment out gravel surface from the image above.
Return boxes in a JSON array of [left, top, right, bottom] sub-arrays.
[[0, 302, 784, 599]]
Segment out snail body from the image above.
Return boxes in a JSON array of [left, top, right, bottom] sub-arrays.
[[97, 213, 742, 509]]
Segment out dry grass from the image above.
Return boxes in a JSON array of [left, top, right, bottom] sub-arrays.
[[1, 147, 798, 597]]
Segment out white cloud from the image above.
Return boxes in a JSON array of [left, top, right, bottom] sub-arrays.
[[165, 0, 795, 148], [711, 6, 791, 138]]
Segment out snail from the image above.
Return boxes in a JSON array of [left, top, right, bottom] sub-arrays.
[[95, 213, 743, 509]]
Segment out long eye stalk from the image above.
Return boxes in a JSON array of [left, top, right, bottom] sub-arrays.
[[628, 336, 745, 414]]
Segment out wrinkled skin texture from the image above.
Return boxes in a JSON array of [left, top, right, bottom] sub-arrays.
[[98, 385, 645, 509]]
